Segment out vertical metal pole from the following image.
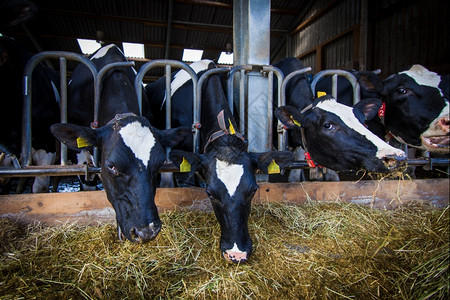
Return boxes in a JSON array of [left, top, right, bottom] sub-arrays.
[[233, 0, 271, 153], [165, 64, 172, 161], [332, 74, 338, 99], [59, 57, 68, 165], [239, 69, 246, 133], [267, 70, 274, 149], [22, 74, 32, 167]]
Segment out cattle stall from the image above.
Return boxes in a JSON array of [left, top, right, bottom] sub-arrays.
[[1, 0, 449, 298]]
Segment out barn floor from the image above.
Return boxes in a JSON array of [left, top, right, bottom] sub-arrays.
[[1, 202, 448, 299]]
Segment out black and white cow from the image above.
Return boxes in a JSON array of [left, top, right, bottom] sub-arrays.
[[274, 58, 407, 173], [360, 64, 449, 154], [313, 68, 386, 139], [0, 35, 60, 193], [51, 44, 190, 243], [145, 60, 292, 263]]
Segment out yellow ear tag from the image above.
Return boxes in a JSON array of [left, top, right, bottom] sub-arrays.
[[290, 115, 301, 127], [317, 91, 327, 98], [268, 159, 281, 174], [228, 118, 236, 135], [179, 157, 191, 172], [76, 137, 91, 148]]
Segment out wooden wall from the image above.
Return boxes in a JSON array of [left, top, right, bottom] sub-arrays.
[[290, 0, 450, 77]]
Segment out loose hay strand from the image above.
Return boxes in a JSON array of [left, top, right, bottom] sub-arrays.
[[0, 202, 448, 299]]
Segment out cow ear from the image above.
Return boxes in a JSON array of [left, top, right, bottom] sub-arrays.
[[251, 151, 293, 174], [354, 98, 383, 121], [154, 127, 191, 149], [275, 105, 304, 129], [50, 123, 98, 151], [357, 71, 384, 94], [169, 150, 202, 173]]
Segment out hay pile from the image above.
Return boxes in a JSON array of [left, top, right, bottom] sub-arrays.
[[1, 202, 448, 299]]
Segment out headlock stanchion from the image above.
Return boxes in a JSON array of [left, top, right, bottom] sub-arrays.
[[262, 65, 285, 151], [22, 51, 98, 168], [1, 58, 449, 182], [227, 64, 252, 129], [135, 59, 198, 157], [279, 67, 312, 151], [310, 69, 360, 105]]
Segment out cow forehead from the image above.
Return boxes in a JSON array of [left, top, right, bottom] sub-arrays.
[[119, 121, 156, 168], [315, 100, 403, 159], [215, 158, 244, 197], [400, 65, 443, 96]]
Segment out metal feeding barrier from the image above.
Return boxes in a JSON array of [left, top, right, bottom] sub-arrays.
[[0, 54, 448, 184]]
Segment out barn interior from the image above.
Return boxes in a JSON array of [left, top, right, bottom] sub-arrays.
[[1, 1, 449, 298], [2, 0, 449, 82]]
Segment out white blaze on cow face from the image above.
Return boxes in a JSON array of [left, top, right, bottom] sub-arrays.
[[215, 158, 244, 197], [400, 65, 444, 97], [119, 121, 156, 168], [315, 100, 405, 159]]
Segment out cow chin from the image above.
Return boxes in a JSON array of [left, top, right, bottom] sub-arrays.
[[421, 136, 450, 154]]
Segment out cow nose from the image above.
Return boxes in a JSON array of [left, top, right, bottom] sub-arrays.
[[130, 222, 161, 243], [439, 116, 450, 133], [223, 250, 248, 263]]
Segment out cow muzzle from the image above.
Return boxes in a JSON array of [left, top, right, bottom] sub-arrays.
[[222, 244, 248, 263], [119, 221, 162, 243], [421, 116, 450, 153], [382, 153, 407, 170]]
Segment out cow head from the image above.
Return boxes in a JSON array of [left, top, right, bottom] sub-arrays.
[[0, 0, 37, 28], [360, 65, 449, 153], [276, 95, 406, 173], [170, 146, 292, 263], [51, 115, 190, 243]]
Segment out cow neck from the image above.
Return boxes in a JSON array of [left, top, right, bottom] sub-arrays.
[[203, 110, 246, 153]]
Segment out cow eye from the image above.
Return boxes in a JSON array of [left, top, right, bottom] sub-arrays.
[[107, 164, 119, 176], [323, 122, 335, 130], [206, 189, 214, 200], [396, 88, 407, 94]]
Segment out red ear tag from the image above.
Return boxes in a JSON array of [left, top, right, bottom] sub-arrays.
[[304, 152, 316, 168], [378, 102, 386, 117]]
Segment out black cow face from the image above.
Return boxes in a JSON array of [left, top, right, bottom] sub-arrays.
[[276, 96, 406, 173], [51, 115, 190, 243], [170, 148, 292, 263], [382, 65, 449, 153]]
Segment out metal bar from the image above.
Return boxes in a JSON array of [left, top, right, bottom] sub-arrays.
[[279, 67, 312, 151], [165, 64, 172, 161], [226, 64, 252, 114], [267, 70, 274, 148], [310, 69, 360, 104], [59, 57, 68, 165], [135, 59, 198, 152], [239, 69, 246, 134], [0, 161, 184, 177], [332, 74, 338, 99], [1, 158, 449, 178], [22, 51, 98, 169], [262, 65, 285, 150]]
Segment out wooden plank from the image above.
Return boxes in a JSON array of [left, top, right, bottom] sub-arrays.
[[0, 179, 448, 224]]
